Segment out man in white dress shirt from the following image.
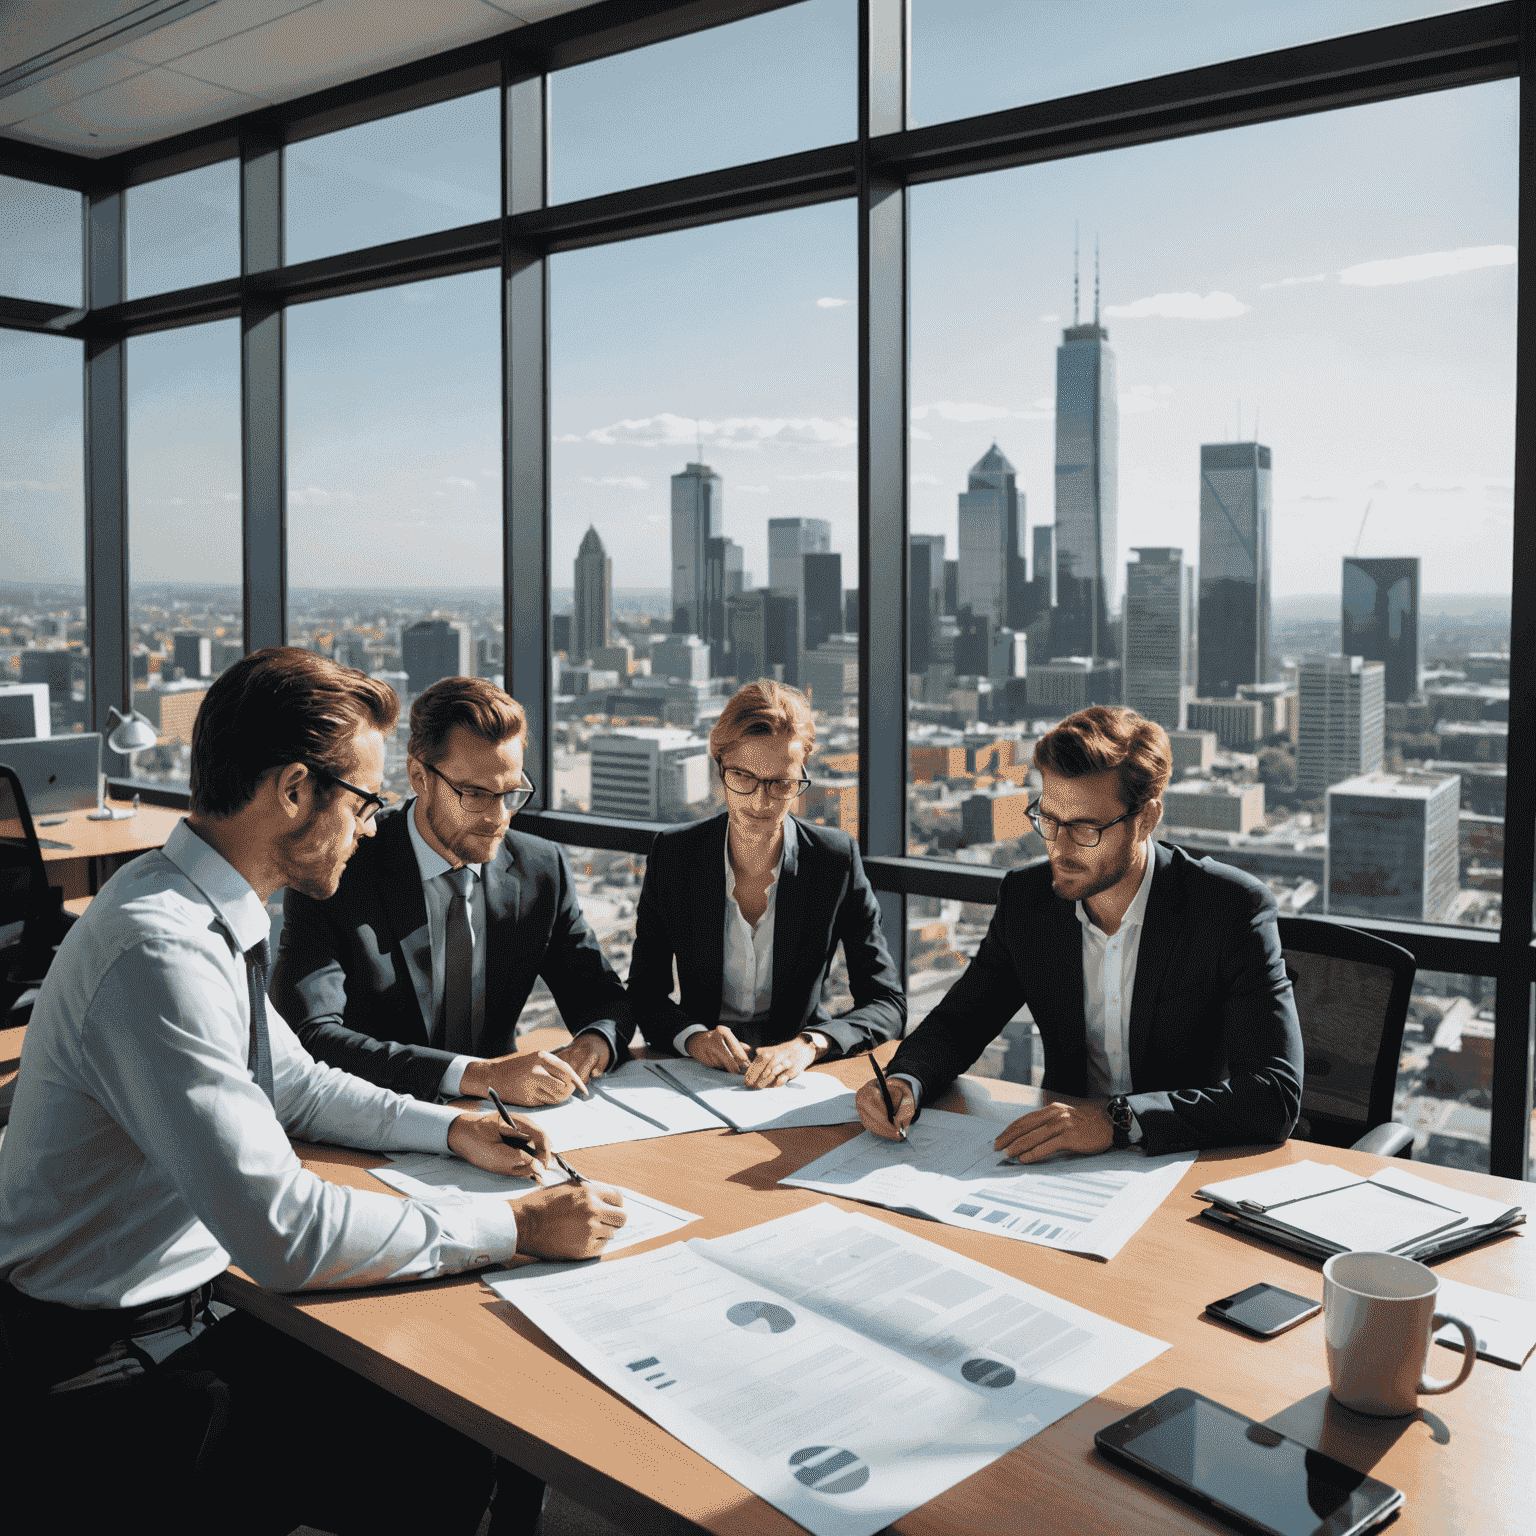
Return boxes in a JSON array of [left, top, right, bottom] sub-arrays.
[[0, 647, 624, 1536]]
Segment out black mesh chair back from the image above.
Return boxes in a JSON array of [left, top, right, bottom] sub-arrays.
[[0, 764, 49, 934], [1278, 916, 1416, 1150]]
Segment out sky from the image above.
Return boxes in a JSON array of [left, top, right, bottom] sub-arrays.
[[0, 0, 1514, 606]]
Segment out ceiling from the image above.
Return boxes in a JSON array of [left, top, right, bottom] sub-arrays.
[[0, 0, 607, 157]]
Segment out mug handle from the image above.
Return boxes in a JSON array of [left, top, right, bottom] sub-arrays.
[[1420, 1311, 1478, 1394]]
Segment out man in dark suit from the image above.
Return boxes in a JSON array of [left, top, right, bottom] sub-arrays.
[[271, 676, 634, 1105], [858, 706, 1303, 1159]]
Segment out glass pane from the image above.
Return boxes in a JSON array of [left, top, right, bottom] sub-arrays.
[[127, 321, 243, 788], [905, 82, 1515, 939], [285, 91, 499, 267], [126, 160, 240, 299], [1397, 972, 1496, 1174], [286, 269, 502, 800], [0, 330, 87, 737], [552, 203, 856, 828], [911, 0, 1486, 129], [551, 0, 856, 204], [0, 174, 81, 305]]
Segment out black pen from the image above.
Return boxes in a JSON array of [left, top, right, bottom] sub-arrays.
[[486, 1087, 584, 1184], [868, 1052, 908, 1142]]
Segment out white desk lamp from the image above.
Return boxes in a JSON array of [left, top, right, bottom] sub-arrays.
[[89, 706, 159, 819]]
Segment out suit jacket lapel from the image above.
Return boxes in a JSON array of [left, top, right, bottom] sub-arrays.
[[480, 838, 524, 1051], [1128, 841, 1180, 1078], [380, 806, 434, 1040], [1046, 890, 1090, 1093], [695, 815, 728, 1025], [768, 821, 808, 1034]]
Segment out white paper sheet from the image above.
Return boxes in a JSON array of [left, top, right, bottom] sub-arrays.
[[1195, 1159, 1364, 1212], [779, 1108, 1195, 1260], [1433, 1276, 1536, 1369], [498, 1203, 1167, 1536], [647, 1055, 863, 1132]]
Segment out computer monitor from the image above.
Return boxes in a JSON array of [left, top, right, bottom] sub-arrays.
[[0, 684, 50, 741], [0, 733, 103, 816]]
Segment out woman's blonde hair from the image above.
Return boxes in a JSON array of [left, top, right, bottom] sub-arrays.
[[708, 679, 816, 763]]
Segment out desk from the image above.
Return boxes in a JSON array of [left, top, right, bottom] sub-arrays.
[[217, 1051, 1533, 1536], [35, 804, 184, 898]]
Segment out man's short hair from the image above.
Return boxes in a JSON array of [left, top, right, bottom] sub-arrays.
[[408, 676, 527, 767], [190, 647, 400, 818], [708, 679, 816, 763], [1033, 706, 1171, 812]]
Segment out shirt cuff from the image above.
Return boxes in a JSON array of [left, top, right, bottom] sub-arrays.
[[464, 1198, 521, 1266], [890, 1072, 923, 1107], [1126, 1109, 1143, 1145], [574, 1023, 617, 1064], [673, 1023, 707, 1056], [438, 1056, 475, 1098], [377, 1098, 468, 1154]]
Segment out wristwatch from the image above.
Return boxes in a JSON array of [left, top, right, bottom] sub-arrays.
[[798, 1031, 829, 1058], [1106, 1095, 1134, 1149]]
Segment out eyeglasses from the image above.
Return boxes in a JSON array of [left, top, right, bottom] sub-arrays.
[[311, 768, 387, 824], [718, 761, 811, 801], [1027, 799, 1138, 848], [426, 762, 536, 816]]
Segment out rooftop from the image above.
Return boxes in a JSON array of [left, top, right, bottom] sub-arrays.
[[1328, 770, 1461, 801]]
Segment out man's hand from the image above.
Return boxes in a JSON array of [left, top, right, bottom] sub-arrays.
[[743, 1036, 818, 1089], [553, 1033, 612, 1086], [447, 1109, 552, 1179], [685, 1025, 753, 1074], [856, 1076, 916, 1139], [994, 1102, 1113, 1164], [459, 1050, 587, 1106], [515, 1182, 627, 1260]]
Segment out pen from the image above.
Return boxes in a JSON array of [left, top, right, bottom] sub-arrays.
[[486, 1088, 584, 1183], [646, 1062, 746, 1133], [868, 1053, 908, 1142]]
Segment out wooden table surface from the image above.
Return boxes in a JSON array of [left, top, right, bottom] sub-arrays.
[[217, 1041, 1535, 1536], [33, 803, 184, 898]]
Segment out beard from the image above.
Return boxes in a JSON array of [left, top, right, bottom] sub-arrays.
[[1049, 838, 1139, 904], [275, 805, 349, 900], [423, 786, 506, 866]]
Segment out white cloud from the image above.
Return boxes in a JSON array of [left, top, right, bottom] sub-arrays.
[[912, 399, 1052, 423], [1039, 313, 1060, 322], [581, 475, 650, 490], [1339, 244, 1515, 287], [581, 411, 857, 450], [1104, 291, 1251, 320], [911, 427, 932, 441], [1406, 482, 1465, 495], [912, 474, 941, 485], [441, 476, 477, 490], [288, 486, 354, 506], [1119, 384, 1171, 415], [816, 297, 851, 308], [1260, 274, 1326, 290], [2, 478, 77, 492], [1296, 493, 1338, 503], [737, 484, 771, 493], [554, 433, 582, 443], [778, 470, 857, 483]]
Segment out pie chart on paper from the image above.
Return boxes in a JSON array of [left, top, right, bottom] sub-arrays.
[[726, 1300, 797, 1334]]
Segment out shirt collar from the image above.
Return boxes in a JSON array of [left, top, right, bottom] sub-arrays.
[[161, 820, 273, 953], [724, 814, 796, 897], [406, 795, 483, 884], [1075, 838, 1157, 937]]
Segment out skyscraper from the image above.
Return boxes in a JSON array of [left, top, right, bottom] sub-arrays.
[[768, 517, 832, 646], [703, 534, 744, 675], [909, 533, 946, 675], [1197, 441, 1273, 697], [1325, 769, 1459, 923], [725, 589, 800, 686], [1342, 556, 1421, 705], [671, 460, 723, 634], [1053, 255, 1118, 659], [802, 551, 843, 653], [401, 619, 472, 696], [957, 443, 1027, 630], [573, 525, 611, 662], [1122, 546, 1191, 732], [1297, 654, 1385, 797]]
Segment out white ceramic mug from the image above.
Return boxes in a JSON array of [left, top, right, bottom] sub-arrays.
[[1322, 1250, 1477, 1416]]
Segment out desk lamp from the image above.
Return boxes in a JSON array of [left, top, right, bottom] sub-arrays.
[[89, 706, 158, 820]]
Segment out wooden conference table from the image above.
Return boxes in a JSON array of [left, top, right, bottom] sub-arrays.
[[217, 1042, 1534, 1536], [34, 802, 184, 899]]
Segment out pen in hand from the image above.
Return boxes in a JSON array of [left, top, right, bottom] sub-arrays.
[[486, 1087, 586, 1186], [868, 1052, 908, 1142]]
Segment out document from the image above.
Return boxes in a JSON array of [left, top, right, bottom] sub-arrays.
[[780, 1108, 1196, 1260], [1433, 1276, 1536, 1369], [648, 1054, 863, 1133], [499, 1203, 1168, 1536], [368, 1153, 701, 1255]]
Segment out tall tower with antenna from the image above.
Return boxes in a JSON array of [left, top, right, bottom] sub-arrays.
[[1052, 234, 1119, 660]]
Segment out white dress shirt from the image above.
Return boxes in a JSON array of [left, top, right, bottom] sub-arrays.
[[0, 821, 519, 1308], [673, 818, 795, 1056]]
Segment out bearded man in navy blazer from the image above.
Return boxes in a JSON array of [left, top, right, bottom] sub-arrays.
[[857, 706, 1303, 1160], [271, 676, 633, 1106]]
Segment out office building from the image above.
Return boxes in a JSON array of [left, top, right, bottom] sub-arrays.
[[172, 632, 211, 679], [131, 680, 209, 745], [19, 649, 72, 694], [551, 614, 572, 655], [589, 727, 710, 821], [957, 444, 1027, 630], [803, 635, 859, 714], [1342, 556, 1420, 705], [943, 559, 959, 616], [400, 619, 472, 696], [703, 535, 745, 673], [589, 641, 634, 677], [1053, 279, 1119, 658], [1237, 681, 1296, 740], [1197, 441, 1273, 696], [573, 525, 612, 662], [803, 552, 844, 654], [1122, 546, 1191, 732], [1185, 697, 1265, 750], [1167, 730, 1219, 776], [671, 460, 723, 634], [1434, 720, 1509, 763], [651, 632, 710, 683], [962, 789, 1033, 845], [844, 589, 859, 636], [1463, 652, 1511, 685], [1326, 770, 1460, 923], [909, 533, 946, 674], [1031, 524, 1057, 614], [1025, 656, 1121, 714], [724, 589, 799, 686], [768, 517, 831, 645], [1297, 655, 1386, 797], [1162, 779, 1266, 834]]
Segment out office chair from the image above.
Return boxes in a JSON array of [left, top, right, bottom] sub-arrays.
[[1278, 915, 1417, 1159]]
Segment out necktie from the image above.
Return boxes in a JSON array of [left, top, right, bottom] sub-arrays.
[[439, 866, 475, 1055], [244, 940, 276, 1105]]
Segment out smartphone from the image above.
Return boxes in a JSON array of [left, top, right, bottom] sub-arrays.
[[1095, 1388, 1404, 1536], [1206, 1282, 1322, 1338]]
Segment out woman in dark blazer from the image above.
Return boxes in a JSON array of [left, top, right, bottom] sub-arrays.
[[626, 679, 905, 1088]]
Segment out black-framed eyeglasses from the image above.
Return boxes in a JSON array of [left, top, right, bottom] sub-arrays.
[[1027, 799, 1138, 848], [426, 762, 536, 816], [311, 768, 387, 824], [717, 760, 811, 801]]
